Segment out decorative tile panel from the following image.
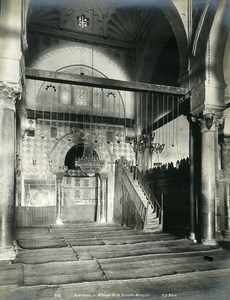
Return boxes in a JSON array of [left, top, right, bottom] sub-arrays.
[[23, 179, 55, 207], [20, 121, 135, 179], [63, 176, 97, 206]]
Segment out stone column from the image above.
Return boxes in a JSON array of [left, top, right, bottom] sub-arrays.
[[96, 176, 101, 223], [188, 116, 197, 242], [221, 137, 230, 238], [0, 82, 20, 260], [55, 172, 64, 225], [221, 108, 230, 238], [199, 113, 218, 245], [99, 173, 108, 223]]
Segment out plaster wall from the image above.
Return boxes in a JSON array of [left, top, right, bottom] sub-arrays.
[[139, 115, 189, 172]]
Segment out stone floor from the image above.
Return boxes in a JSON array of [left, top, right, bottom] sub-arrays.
[[0, 223, 230, 299]]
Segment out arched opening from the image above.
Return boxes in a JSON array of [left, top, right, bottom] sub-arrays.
[[152, 37, 180, 86], [64, 144, 100, 172], [64, 144, 84, 170]]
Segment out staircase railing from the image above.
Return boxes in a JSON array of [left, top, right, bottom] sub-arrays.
[[135, 167, 163, 227], [122, 166, 148, 222]]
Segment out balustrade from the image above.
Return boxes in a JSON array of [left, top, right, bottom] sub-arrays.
[[145, 158, 190, 175]]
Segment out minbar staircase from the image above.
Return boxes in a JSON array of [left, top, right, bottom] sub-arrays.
[[126, 166, 162, 232], [144, 204, 162, 232]]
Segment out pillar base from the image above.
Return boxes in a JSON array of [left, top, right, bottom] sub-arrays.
[[56, 217, 64, 225], [215, 231, 224, 241], [201, 239, 218, 246], [99, 218, 106, 224], [189, 232, 197, 243], [222, 230, 230, 241], [0, 246, 16, 261]]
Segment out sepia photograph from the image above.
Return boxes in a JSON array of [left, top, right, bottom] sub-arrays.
[[0, 0, 230, 299]]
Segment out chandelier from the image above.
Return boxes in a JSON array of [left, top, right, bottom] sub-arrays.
[[75, 156, 104, 176], [149, 142, 165, 154], [73, 24, 106, 176], [75, 143, 104, 176], [128, 132, 165, 154], [128, 134, 148, 153]]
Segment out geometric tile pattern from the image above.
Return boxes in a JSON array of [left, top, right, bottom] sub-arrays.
[[20, 121, 135, 179], [63, 177, 97, 205]]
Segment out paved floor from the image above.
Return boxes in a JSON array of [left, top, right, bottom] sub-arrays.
[[0, 223, 230, 299]]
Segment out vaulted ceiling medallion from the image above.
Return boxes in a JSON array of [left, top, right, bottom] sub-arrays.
[[77, 14, 89, 29]]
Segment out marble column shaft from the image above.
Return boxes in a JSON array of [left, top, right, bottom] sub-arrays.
[[200, 115, 218, 245], [0, 83, 20, 257], [56, 172, 64, 225], [221, 137, 230, 235], [188, 117, 197, 241], [100, 174, 108, 223]]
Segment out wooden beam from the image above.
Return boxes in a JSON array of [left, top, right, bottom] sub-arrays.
[[26, 109, 134, 128], [25, 68, 188, 95]]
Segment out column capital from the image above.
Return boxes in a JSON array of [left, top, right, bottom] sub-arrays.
[[221, 137, 230, 151], [0, 82, 21, 111], [55, 171, 65, 181], [99, 173, 108, 180], [198, 112, 223, 133], [223, 137, 230, 144]]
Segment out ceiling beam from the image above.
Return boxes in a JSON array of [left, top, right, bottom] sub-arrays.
[[28, 25, 133, 50], [26, 109, 134, 128], [25, 68, 188, 95]]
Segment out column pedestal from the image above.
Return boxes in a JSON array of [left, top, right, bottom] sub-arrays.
[[200, 115, 218, 245], [0, 82, 20, 260], [99, 174, 108, 223]]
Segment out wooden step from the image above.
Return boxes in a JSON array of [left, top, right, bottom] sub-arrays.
[[10, 223, 229, 299], [16, 238, 66, 249], [14, 247, 77, 264], [100, 251, 230, 280], [2, 268, 229, 300], [0, 263, 23, 286], [51, 268, 230, 299], [98, 248, 223, 265], [22, 260, 104, 286], [72, 240, 218, 259]]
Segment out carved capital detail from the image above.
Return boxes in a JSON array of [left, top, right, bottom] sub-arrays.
[[198, 113, 223, 133], [190, 82, 205, 115], [222, 137, 230, 148], [55, 171, 65, 182], [0, 82, 21, 111], [99, 173, 108, 181]]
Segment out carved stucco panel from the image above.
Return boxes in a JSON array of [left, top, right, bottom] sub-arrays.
[[190, 82, 205, 115]]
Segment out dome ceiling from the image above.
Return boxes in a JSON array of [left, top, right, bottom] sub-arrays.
[[27, 0, 172, 49], [25, 0, 185, 116], [26, 0, 183, 85]]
